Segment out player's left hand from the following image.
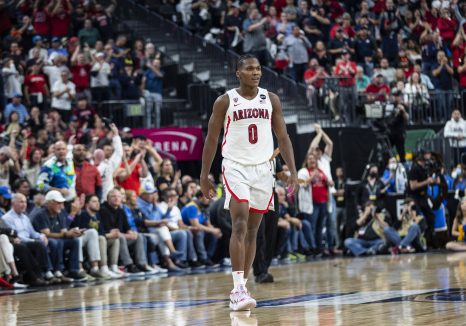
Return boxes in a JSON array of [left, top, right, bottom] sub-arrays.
[[287, 174, 299, 197]]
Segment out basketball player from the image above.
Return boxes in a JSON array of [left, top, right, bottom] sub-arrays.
[[200, 54, 299, 311]]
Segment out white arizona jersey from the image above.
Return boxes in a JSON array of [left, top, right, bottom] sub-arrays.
[[221, 87, 274, 165]]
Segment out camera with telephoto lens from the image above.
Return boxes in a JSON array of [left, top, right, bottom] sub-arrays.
[[425, 159, 440, 177]]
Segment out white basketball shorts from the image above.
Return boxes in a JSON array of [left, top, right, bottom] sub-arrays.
[[222, 158, 274, 213]]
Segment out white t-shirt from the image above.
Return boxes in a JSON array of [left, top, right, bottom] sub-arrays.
[[51, 80, 76, 110], [158, 201, 182, 230], [43, 65, 68, 89], [318, 154, 336, 194], [91, 62, 110, 87]]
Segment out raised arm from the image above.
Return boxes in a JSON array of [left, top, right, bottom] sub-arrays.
[[200, 94, 229, 198], [308, 124, 323, 155]]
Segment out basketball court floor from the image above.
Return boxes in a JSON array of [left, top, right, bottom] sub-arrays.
[[1, 253, 466, 325]]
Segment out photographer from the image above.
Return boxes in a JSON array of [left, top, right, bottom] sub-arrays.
[[407, 151, 438, 246], [383, 198, 426, 254], [344, 201, 385, 257]]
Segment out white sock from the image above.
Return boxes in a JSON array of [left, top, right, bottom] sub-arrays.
[[232, 271, 244, 289], [91, 266, 99, 273], [244, 279, 248, 287]]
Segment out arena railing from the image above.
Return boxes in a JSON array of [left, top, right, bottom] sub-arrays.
[[95, 98, 187, 129], [415, 135, 463, 170]]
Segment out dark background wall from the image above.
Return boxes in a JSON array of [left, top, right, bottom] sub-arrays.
[[177, 123, 444, 182]]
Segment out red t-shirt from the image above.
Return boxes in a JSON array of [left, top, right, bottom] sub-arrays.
[[304, 69, 325, 88], [25, 73, 48, 94], [425, 11, 439, 31], [33, 9, 49, 36], [451, 43, 466, 68], [71, 64, 91, 90], [459, 69, 466, 88], [75, 161, 102, 196], [117, 160, 142, 195], [437, 17, 458, 43], [335, 60, 356, 87], [365, 83, 390, 101], [309, 168, 328, 204], [50, 11, 70, 37]]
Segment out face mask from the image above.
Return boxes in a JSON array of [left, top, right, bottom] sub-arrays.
[[389, 163, 397, 170], [369, 172, 378, 178]]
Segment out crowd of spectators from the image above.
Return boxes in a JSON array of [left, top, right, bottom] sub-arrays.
[[0, 0, 167, 125], [139, 0, 466, 122], [3, 0, 466, 290]]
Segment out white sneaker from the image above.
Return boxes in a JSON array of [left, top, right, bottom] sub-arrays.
[[229, 285, 257, 311], [12, 282, 29, 289], [100, 266, 121, 279], [110, 265, 125, 276], [45, 271, 54, 280], [143, 265, 158, 275], [54, 271, 64, 278], [152, 265, 168, 273]]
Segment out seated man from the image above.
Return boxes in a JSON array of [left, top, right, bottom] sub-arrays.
[[1, 193, 56, 283], [344, 201, 386, 256], [276, 186, 314, 256], [135, 183, 185, 270], [32, 191, 87, 281], [383, 197, 425, 253], [100, 189, 150, 275], [159, 187, 205, 268], [181, 191, 223, 266], [71, 194, 123, 278]]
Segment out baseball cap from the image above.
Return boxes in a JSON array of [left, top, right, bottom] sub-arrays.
[[0, 186, 12, 199], [69, 36, 79, 44], [13, 92, 22, 98], [32, 35, 42, 43], [51, 36, 60, 43], [45, 190, 66, 203], [140, 181, 157, 194]]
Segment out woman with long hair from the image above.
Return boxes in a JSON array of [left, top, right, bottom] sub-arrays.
[[446, 198, 466, 251], [155, 159, 181, 193], [298, 153, 328, 254], [22, 148, 44, 186], [404, 71, 430, 122]]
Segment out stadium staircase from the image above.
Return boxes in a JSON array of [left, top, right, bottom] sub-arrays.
[[114, 1, 321, 128]]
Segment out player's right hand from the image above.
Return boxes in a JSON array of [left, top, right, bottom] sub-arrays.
[[200, 177, 216, 199], [287, 174, 299, 196]]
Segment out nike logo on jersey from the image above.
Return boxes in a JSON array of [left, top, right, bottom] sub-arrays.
[[233, 103, 240, 107], [233, 108, 270, 121]]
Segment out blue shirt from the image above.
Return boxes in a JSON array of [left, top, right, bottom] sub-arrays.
[[123, 205, 138, 232], [181, 202, 206, 226], [4, 103, 29, 124], [136, 197, 162, 233], [144, 69, 163, 94], [381, 169, 396, 193], [1, 209, 43, 242], [432, 62, 453, 90]]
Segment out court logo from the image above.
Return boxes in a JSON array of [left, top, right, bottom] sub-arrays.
[[51, 288, 466, 313]]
